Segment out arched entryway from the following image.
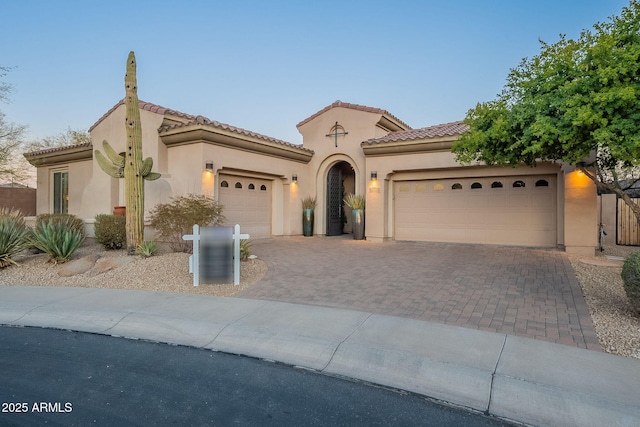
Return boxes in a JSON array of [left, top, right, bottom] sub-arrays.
[[326, 161, 355, 236]]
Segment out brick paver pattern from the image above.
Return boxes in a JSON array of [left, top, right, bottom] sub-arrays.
[[237, 236, 601, 351]]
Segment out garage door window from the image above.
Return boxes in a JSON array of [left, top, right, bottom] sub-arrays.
[[471, 182, 482, 189], [451, 183, 462, 190], [235, 182, 242, 189], [221, 180, 229, 187], [491, 181, 503, 188], [513, 180, 526, 188], [248, 183, 255, 190], [260, 185, 267, 191], [535, 179, 549, 187]]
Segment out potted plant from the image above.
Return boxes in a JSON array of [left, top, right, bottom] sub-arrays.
[[344, 193, 365, 240], [301, 196, 316, 237]]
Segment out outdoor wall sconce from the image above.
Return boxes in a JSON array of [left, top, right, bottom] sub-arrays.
[[371, 171, 378, 181], [292, 174, 298, 183], [205, 161, 214, 172]]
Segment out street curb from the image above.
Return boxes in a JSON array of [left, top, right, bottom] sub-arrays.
[[1, 286, 638, 426]]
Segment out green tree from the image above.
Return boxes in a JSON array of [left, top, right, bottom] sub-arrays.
[[452, 1, 640, 220], [0, 66, 29, 185]]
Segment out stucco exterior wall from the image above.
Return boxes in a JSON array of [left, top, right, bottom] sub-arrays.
[[563, 168, 598, 256], [27, 100, 598, 254], [298, 107, 387, 235]]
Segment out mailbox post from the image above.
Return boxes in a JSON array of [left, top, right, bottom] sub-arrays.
[[183, 224, 250, 286]]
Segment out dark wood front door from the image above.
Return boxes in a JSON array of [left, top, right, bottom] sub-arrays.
[[326, 165, 343, 236]]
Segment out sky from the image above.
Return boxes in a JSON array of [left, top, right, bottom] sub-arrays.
[[0, 0, 632, 146]]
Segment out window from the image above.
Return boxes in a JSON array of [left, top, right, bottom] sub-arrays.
[[471, 182, 482, 189], [235, 182, 242, 189], [260, 185, 267, 191], [535, 179, 549, 187], [433, 184, 444, 191], [248, 183, 255, 190], [513, 180, 526, 188], [451, 183, 462, 190], [491, 181, 503, 188], [52, 170, 69, 214], [220, 180, 229, 188]]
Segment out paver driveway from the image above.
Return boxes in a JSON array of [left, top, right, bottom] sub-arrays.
[[237, 236, 600, 351]]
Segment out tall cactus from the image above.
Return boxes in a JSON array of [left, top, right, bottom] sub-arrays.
[[95, 51, 160, 254]]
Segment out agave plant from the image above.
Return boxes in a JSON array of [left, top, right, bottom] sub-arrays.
[[0, 208, 31, 268], [135, 240, 158, 258], [239, 239, 252, 261], [343, 193, 365, 210], [30, 218, 85, 264]]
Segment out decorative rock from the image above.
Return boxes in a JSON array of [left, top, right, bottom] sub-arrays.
[[58, 255, 100, 277], [89, 256, 134, 276]]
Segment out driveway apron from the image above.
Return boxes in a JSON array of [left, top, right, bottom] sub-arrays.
[[237, 236, 600, 351]]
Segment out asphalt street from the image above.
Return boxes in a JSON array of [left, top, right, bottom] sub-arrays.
[[0, 326, 515, 426]]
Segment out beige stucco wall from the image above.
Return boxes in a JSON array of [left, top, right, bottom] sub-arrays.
[[34, 160, 93, 218], [30, 100, 598, 254], [79, 103, 168, 220], [170, 142, 305, 236], [563, 168, 598, 256], [298, 107, 388, 235]]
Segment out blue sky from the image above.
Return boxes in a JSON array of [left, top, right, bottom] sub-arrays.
[[1, 0, 631, 145]]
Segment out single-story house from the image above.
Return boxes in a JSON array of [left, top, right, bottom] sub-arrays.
[[24, 99, 598, 255]]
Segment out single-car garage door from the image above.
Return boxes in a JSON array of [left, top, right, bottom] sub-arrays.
[[394, 175, 556, 246], [219, 175, 271, 238]]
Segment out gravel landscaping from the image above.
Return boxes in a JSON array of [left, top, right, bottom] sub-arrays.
[[1, 240, 267, 297], [569, 245, 640, 359], [1, 239, 639, 358]]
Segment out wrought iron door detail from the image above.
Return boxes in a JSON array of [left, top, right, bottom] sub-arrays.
[[326, 165, 343, 236]]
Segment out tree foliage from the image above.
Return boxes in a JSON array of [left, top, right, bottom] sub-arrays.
[[452, 1, 640, 220], [0, 67, 29, 185], [27, 127, 91, 152]]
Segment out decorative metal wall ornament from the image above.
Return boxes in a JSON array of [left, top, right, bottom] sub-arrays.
[[326, 122, 348, 147]]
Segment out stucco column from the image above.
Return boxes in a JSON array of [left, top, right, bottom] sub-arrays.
[[365, 174, 386, 242], [563, 168, 597, 256]]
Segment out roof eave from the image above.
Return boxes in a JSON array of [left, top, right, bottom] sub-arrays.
[[24, 144, 93, 167], [160, 124, 314, 163], [362, 135, 458, 157]]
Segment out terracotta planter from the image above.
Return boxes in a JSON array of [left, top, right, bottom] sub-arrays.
[[113, 206, 126, 216], [302, 209, 314, 237], [351, 209, 365, 240]]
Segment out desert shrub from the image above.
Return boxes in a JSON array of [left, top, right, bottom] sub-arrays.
[[36, 213, 85, 238], [148, 194, 225, 253], [239, 239, 251, 261], [30, 217, 85, 264], [136, 240, 158, 258], [0, 208, 31, 268], [621, 251, 640, 313], [94, 214, 126, 250]]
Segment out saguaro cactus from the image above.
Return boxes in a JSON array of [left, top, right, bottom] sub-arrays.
[[95, 51, 160, 254]]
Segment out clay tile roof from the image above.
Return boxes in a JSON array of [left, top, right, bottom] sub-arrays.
[[159, 115, 314, 154], [24, 142, 93, 157], [88, 99, 195, 132], [296, 100, 411, 130], [362, 121, 469, 145]]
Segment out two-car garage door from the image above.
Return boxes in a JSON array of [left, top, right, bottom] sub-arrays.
[[218, 174, 271, 239], [394, 175, 557, 247]]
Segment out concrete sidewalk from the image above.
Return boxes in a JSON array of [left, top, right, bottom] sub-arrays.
[[1, 286, 638, 427]]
